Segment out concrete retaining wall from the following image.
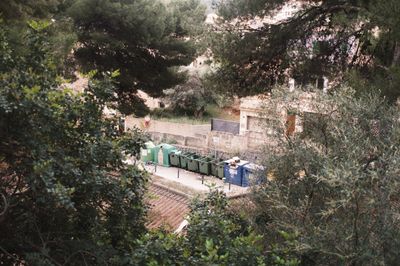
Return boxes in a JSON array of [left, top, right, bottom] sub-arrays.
[[125, 116, 211, 137], [126, 117, 273, 158]]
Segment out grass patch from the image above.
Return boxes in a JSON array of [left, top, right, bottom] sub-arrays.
[[155, 116, 210, 124], [150, 104, 240, 124], [205, 105, 240, 121]]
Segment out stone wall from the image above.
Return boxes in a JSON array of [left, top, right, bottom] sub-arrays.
[[125, 116, 211, 137], [149, 132, 186, 146], [239, 92, 324, 136], [143, 128, 266, 156], [126, 117, 272, 159]]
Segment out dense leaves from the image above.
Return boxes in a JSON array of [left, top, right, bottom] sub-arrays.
[[163, 74, 214, 118], [1, 0, 208, 116], [0, 0, 77, 78], [0, 0, 65, 21], [68, 0, 206, 115], [132, 190, 291, 266], [254, 88, 400, 265], [0, 23, 148, 265], [210, 0, 400, 100]]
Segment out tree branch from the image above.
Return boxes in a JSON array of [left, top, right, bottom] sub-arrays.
[[0, 193, 8, 217]]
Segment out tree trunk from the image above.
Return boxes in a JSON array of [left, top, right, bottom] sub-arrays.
[[392, 41, 400, 66], [194, 106, 205, 118]]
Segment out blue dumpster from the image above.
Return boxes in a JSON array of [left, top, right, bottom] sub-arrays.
[[223, 158, 249, 186], [242, 163, 265, 187]]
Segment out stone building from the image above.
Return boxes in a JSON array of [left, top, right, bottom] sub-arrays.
[[239, 91, 325, 138]]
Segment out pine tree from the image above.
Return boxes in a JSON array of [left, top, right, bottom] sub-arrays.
[[68, 0, 206, 115], [210, 0, 400, 101]]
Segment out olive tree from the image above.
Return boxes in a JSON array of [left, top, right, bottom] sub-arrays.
[[163, 74, 214, 118], [253, 88, 400, 265]]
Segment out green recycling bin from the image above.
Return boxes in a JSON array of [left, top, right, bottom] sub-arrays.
[[169, 151, 181, 167], [187, 154, 200, 173], [199, 157, 213, 175], [140, 141, 155, 162], [216, 161, 225, 179], [211, 158, 224, 177], [179, 152, 193, 169], [153, 143, 176, 167]]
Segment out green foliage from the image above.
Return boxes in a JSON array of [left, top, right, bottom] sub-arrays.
[[0, 0, 77, 78], [0, 0, 65, 21], [118, 127, 150, 158], [132, 190, 272, 265], [1, 0, 207, 115], [68, 0, 206, 115], [167, 0, 207, 37], [163, 74, 215, 118], [254, 89, 400, 265], [0, 23, 148, 265], [185, 190, 265, 265], [130, 230, 186, 265], [347, 66, 400, 103], [210, 0, 400, 100]]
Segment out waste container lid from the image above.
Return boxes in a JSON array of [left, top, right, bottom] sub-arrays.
[[155, 143, 176, 150], [232, 156, 240, 162], [224, 159, 249, 166], [144, 141, 155, 149], [244, 163, 264, 171]]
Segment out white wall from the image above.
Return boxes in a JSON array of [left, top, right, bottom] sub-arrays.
[[125, 116, 211, 137]]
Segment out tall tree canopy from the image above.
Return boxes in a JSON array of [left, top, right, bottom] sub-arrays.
[[1, 0, 207, 116], [163, 74, 214, 118], [68, 0, 207, 115], [0, 0, 65, 21], [0, 0, 78, 78], [0, 22, 149, 265], [210, 0, 400, 100]]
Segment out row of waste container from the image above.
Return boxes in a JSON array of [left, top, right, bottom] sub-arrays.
[[140, 142, 264, 187]]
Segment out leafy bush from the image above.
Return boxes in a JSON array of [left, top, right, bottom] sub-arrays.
[[0, 22, 148, 265], [254, 88, 400, 265], [132, 190, 299, 265], [163, 74, 215, 118]]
